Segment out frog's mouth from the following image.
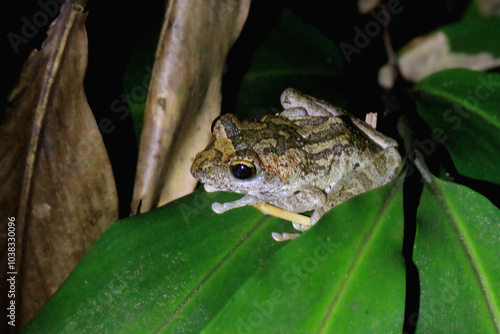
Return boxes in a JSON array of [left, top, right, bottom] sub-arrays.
[[190, 148, 224, 181], [190, 165, 221, 185], [203, 184, 223, 193]]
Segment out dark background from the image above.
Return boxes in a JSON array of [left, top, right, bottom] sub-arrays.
[[1, 0, 469, 218], [1, 1, 472, 332]]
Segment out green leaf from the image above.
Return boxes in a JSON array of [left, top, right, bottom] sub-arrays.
[[413, 68, 500, 185], [440, 17, 500, 57], [379, 14, 500, 88], [23, 179, 405, 333], [414, 176, 500, 333], [23, 191, 288, 333], [235, 8, 348, 119], [204, 177, 406, 333]]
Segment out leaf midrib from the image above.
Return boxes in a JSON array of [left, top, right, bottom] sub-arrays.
[[154, 215, 271, 333], [417, 83, 500, 129], [318, 179, 403, 333], [431, 178, 500, 333]]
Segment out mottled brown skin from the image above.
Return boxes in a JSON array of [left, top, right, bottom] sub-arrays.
[[191, 88, 401, 237]]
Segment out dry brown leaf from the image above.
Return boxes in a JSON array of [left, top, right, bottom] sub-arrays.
[[378, 31, 500, 88], [131, 0, 251, 214], [478, 0, 500, 16], [0, 0, 118, 327], [358, 0, 381, 14]]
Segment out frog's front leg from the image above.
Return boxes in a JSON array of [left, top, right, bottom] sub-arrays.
[[211, 195, 259, 214]]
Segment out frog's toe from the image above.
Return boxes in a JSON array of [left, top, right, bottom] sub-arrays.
[[272, 232, 301, 242], [292, 221, 309, 231], [280, 107, 308, 117], [211, 202, 226, 214], [204, 184, 218, 193], [309, 211, 323, 226]]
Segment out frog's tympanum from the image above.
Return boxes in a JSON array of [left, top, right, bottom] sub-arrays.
[[191, 88, 401, 240]]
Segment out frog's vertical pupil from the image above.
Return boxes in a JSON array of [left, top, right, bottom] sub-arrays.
[[231, 163, 256, 180]]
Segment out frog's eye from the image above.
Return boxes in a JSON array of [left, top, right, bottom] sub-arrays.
[[229, 160, 256, 180]]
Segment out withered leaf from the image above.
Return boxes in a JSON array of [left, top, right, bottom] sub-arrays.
[[357, 0, 381, 14], [0, 0, 118, 327], [379, 28, 500, 89], [131, 0, 251, 214], [477, 0, 500, 16]]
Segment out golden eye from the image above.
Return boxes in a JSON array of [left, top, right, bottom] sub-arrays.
[[229, 160, 256, 180]]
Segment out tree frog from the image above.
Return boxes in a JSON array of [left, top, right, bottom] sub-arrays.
[[190, 88, 401, 240]]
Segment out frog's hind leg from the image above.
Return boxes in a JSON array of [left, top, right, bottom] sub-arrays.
[[310, 176, 367, 226], [310, 148, 400, 225], [279, 107, 308, 117], [271, 232, 301, 242], [280, 88, 346, 116], [269, 185, 326, 214]]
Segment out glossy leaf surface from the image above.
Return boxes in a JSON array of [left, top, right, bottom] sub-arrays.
[[414, 176, 500, 333], [413, 69, 500, 185], [205, 177, 406, 333], [24, 178, 405, 333]]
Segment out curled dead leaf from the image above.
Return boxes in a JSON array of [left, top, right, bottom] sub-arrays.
[[378, 31, 500, 88], [477, 0, 500, 16], [358, 0, 381, 14], [0, 0, 117, 326], [131, 0, 251, 214]]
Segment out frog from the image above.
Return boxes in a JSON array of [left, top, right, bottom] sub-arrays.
[[190, 88, 401, 241]]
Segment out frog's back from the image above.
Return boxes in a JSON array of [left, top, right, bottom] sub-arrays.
[[229, 114, 385, 190], [284, 115, 384, 190]]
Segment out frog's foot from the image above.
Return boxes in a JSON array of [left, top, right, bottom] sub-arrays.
[[292, 221, 309, 232], [364, 112, 377, 128], [280, 88, 345, 117], [211, 202, 227, 213], [309, 211, 324, 227], [280, 107, 307, 117], [211, 195, 260, 214], [271, 232, 301, 242], [204, 184, 219, 193]]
